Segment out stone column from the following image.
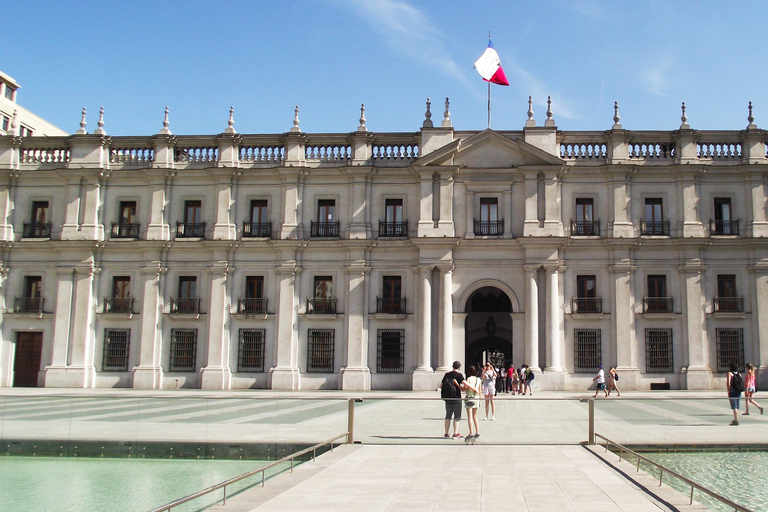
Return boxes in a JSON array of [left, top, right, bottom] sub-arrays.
[[133, 263, 165, 389], [341, 261, 370, 390], [545, 267, 563, 372], [411, 266, 434, 390], [611, 254, 639, 388], [525, 266, 540, 371], [270, 262, 301, 389], [0, 267, 6, 385], [751, 266, 768, 389], [201, 263, 232, 389], [45, 269, 75, 382], [681, 260, 712, 389], [437, 266, 454, 372]]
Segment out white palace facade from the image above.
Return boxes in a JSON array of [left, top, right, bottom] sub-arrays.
[[1, 99, 767, 392]]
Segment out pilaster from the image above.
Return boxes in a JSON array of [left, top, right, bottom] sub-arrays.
[[201, 263, 232, 389], [436, 264, 454, 372], [524, 265, 541, 372], [212, 178, 237, 240], [411, 265, 434, 390], [681, 258, 712, 389], [610, 251, 639, 388], [341, 258, 370, 391], [270, 259, 301, 389], [436, 172, 455, 236], [133, 263, 166, 389]]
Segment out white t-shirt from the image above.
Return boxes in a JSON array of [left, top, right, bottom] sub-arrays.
[[596, 368, 605, 384]]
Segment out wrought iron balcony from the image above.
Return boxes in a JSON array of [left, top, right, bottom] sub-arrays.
[[473, 219, 504, 236], [377, 297, 407, 314], [379, 221, 408, 237], [176, 222, 206, 238], [643, 296, 673, 313], [710, 219, 739, 236], [14, 297, 44, 313], [111, 222, 140, 238], [105, 296, 133, 313], [170, 297, 200, 314], [242, 221, 272, 238], [570, 220, 600, 236], [22, 222, 51, 238], [713, 296, 744, 313], [571, 297, 602, 314], [237, 297, 268, 314], [640, 220, 670, 236], [310, 221, 340, 238], [306, 297, 337, 314]]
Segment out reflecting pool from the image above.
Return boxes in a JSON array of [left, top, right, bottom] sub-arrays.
[[0, 456, 280, 512]]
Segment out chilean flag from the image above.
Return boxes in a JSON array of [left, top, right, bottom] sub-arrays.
[[473, 39, 509, 86]]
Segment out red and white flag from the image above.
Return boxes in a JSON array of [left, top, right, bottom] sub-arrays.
[[473, 39, 509, 86]]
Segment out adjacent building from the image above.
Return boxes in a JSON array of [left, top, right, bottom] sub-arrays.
[[0, 71, 68, 137]]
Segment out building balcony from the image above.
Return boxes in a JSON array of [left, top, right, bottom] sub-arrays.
[[713, 296, 744, 313], [571, 297, 602, 314], [710, 219, 739, 236], [111, 222, 140, 239], [473, 219, 504, 236], [643, 297, 673, 314], [14, 297, 44, 313], [310, 221, 340, 238], [377, 297, 407, 314], [105, 296, 133, 314], [170, 297, 200, 314], [306, 297, 337, 314], [22, 222, 51, 238], [640, 220, 670, 236], [175, 222, 206, 238], [379, 221, 408, 238], [570, 220, 600, 236], [242, 221, 272, 238], [237, 297, 268, 314]]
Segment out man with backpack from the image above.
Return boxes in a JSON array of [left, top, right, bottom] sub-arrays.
[[727, 362, 745, 426], [440, 361, 465, 439]]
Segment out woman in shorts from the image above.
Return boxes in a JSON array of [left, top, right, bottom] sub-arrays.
[[744, 363, 763, 415], [464, 365, 482, 438], [482, 363, 497, 420]]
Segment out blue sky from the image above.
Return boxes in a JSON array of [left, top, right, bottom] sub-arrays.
[[5, 0, 767, 135]]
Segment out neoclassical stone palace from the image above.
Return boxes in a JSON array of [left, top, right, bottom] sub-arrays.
[[1, 98, 767, 391]]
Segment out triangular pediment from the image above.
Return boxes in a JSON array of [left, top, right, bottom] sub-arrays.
[[413, 129, 563, 168]]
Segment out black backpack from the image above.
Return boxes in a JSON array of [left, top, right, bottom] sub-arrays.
[[731, 372, 745, 393], [527, 369, 534, 381], [440, 373, 460, 399]]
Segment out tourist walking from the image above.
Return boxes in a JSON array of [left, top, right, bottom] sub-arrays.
[[519, 365, 527, 394], [464, 365, 482, 438], [743, 363, 763, 416], [727, 362, 744, 425], [482, 363, 497, 420], [506, 365, 514, 394], [593, 365, 608, 397], [497, 366, 507, 394], [607, 367, 621, 397], [440, 361, 465, 438], [523, 365, 534, 395]]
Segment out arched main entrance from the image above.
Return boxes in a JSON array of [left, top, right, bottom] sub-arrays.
[[464, 287, 513, 371]]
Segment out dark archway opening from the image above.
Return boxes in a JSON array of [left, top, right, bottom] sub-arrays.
[[464, 287, 513, 372]]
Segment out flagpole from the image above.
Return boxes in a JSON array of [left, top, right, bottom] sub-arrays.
[[488, 80, 491, 129]]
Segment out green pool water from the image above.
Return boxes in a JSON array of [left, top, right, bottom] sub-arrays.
[[0, 456, 281, 512], [644, 451, 767, 512]]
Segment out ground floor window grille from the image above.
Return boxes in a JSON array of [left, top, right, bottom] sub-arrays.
[[716, 328, 744, 372], [307, 329, 334, 373], [103, 329, 130, 371], [238, 329, 265, 372], [377, 329, 404, 373], [645, 329, 673, 373], [170, 329, 197, 371], [574, 329, 601, 373]]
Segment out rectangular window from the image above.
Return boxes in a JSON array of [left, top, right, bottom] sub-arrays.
[[250, 200, 268, 224], [574, 329, 601, 373], [238, 329, 265, 372], [318, 199, 335, 222], [642, 198, 668, 235], [380, 276, 403, 313], [113, 276, 131, 298], [170, 329, 197, 371], [32, 201, 49, 224], [645, 329, 673, 373], [645, 198, 663, 223], [385, 199, 403, 223], [184, 200, 202, 224], [4, 86, 13, 100], [574, 275, 600, 313], [716, 328, 744, 372], [480, 198, 498, 222], [647, 275, 666, 298], [173, 276, 199, 314], [2, 116, 9, 131], [309, 275, 335, 314], [307, 329, 334, 373], [246, 276, 264, 299], [377, 329, 405, 373], [119, 201, 137, 224], [314, 276, 332, 298], [712, 197, 737, 235], [24, 276, 42, 298], [572, 198, 597, 235], [645, 275, 670, 313], [103, 329, 130, 371], [576, 198, 593, 223], [179, 276, 197, 298], [715, 274, 741, 312], [18, 276, 43, 313], [380, 199, 406, 237]]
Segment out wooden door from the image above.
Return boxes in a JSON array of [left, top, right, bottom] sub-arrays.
[[13, 332, 43, 387]]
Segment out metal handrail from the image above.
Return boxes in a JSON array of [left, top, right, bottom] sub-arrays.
[[594, 433, 754, 512], [148, 432, 349, 512]]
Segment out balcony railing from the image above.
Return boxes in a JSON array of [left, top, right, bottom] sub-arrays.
[[473, 219, 504, 236], [710, 219, 740, 236], [176, 222, 206, 238], [379, 221, 408, 237], [14, 297, 44, 313], [310, 221, 340, 238], [713, 296, 744, 313], [640, 220, 670, 236], [22, 222, 51, 238], [643, 297, 673, 313], [170, 297, 200, 314], [105, 297, 133, 313], [237, 298, 268, 314], [111, 223, 140, 239], [570, 220, 600, 236], [377, 297, 407, 314], [571, 297, 602, 314], [306, 297, 337, 314], [242, 222, 272, 238]]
